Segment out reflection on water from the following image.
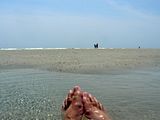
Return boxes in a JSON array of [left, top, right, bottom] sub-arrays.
[[0, 69, 160, 120]]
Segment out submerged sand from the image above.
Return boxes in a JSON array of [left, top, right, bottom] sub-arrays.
[[0, 49, 160, 74]]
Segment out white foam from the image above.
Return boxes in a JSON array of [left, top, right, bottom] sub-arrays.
[[0, 48, 69, 50], [0, 48, 126, 50]]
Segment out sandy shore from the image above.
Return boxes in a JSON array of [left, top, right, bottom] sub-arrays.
[[0, 49, 160, 74]]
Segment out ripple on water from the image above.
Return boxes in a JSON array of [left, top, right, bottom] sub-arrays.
[[0, 68, 160, 120]]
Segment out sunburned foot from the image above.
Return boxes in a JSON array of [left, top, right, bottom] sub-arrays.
[[62, 86, 111, 120], [82, 92, 111, 120], [62, 86, 84, 120]]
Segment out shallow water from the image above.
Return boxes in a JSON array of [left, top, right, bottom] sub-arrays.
[[0, 68, 160, 120]]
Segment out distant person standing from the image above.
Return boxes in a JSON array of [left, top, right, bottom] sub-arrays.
[[94, 43, 98, 48]]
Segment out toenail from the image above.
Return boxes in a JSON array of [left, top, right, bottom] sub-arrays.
[[94, 110, 99, 113], [100, 103, 103, 110], [69, 90, 72, 93], [77, 90, 80, 94], [89, 94, 92, 98], [94, 97, 98, 103], [83, 96, 87, 100]]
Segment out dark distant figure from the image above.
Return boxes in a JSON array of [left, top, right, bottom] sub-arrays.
[[138, 46, 140, 49], [94, 43, 98, 48]]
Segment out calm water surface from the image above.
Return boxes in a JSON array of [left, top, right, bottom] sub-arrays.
[[0, 68, 160, 120]]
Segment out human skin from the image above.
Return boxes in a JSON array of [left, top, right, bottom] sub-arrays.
[[82, 92, 111, 120], [62, 86, 111, 120], [62, 86, 84, 120]]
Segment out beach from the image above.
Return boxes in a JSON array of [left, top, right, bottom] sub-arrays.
[[0, 49, 160, 73], [0, 48, 160, 120]]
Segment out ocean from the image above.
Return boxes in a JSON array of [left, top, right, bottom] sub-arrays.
[[0, 68, 160, 120]]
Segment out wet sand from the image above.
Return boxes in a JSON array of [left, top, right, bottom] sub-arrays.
[[0, 49, 160, 74], [1, 49, 160, 120]]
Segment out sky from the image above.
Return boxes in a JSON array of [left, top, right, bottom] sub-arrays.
[[0, 0, 160, 48]]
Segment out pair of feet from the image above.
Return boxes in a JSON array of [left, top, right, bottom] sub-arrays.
[[62, 86, 111, 120]]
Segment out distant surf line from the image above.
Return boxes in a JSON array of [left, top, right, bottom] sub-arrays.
[[0, 48, 127, 50]]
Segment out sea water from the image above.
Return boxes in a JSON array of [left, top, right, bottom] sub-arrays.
[[0, 68, 160, 120]]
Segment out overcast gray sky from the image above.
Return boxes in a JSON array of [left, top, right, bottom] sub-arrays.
[[0, 0, 160, 48]]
